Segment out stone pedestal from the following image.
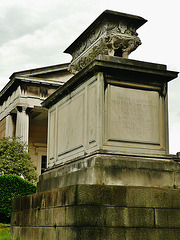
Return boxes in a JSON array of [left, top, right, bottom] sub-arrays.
[[37, 154, 180, 193], [44, 55, 177, 168]]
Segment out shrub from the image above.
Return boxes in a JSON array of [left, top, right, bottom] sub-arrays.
[[0, 137, 37, 182], [0, 174, 36, 223]]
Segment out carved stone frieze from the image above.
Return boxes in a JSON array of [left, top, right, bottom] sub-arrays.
[[65, 10, 147, 74], [69, 32, 142, 74]]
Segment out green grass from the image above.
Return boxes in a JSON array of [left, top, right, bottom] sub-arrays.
[[0, 223, 11, 240]]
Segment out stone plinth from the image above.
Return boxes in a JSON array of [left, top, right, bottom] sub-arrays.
[[37, 154, 180, 193], [11, 185, 180, 240]]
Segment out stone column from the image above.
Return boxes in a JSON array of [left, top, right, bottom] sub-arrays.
[[15, 106, 29, 145], [5, 114, 14, 137]]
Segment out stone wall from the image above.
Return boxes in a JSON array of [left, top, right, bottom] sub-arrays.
[[11, 185, 180, 240]]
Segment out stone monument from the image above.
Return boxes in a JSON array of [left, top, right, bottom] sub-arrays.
[[11, 10, 180, 240]]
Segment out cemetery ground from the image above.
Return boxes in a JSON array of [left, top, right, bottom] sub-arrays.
[[0, 223, 11, 240]]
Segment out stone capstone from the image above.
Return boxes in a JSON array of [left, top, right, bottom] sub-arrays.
[[64, 10, 147, 74]]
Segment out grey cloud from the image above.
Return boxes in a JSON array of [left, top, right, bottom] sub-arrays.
[[0, 4, 68, 46], [0, 7, 40, 44]]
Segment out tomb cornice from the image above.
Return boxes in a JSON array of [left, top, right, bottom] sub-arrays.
[[42, 55, 178, 109]]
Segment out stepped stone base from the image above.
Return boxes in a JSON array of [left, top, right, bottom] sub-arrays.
[[11, 184, 180, 240], [37, 153, 180, 192]]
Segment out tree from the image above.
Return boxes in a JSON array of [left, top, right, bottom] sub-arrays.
[[0, 137, 37, 182]]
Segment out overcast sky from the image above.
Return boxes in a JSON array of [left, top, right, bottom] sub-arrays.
[[0, 0, 179, 154]]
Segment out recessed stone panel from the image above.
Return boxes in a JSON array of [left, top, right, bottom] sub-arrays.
[[106, 85, 160, 144], [87, 82, 97, 146], [57, 92, 85, 162], [49, 109, 56, 162]]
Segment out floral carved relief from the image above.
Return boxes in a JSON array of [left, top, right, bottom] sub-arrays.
[[68, 21, 142, 74]]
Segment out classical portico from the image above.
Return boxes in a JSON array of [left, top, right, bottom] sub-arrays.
[[0, 63, 73, 175]]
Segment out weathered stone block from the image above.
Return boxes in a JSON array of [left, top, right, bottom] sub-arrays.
[[76, 227, 125, 240], [41, 227, 57, 240], [126, 228, 158, 240], [18, 212, 23, 227], [77, 227, 104, 240], [170, 189, 180, 208], [156, 229, 180, 240], [76, 185, 104, 205], [45, 208, 54, 226], [100, 228, 126, 240], [26, 210, 32, 226], [20, 227, 33, 240], [36, 208, 46, 226], [105, 207, 125, 227], [11, 226, 20, 240], [53, 207, 66, 226], [32, 192, 43, 209], [55, 227, 68, 240], [44, 190, 56, 208], [21, 195, 32, 210], [66, 206, 105, 227], [13, 227, 58, 240], [62, 227, 127, 240], [66, 227, 77, 240], [102, 185, 127, 206], [105, 207, 154, 227], [56, 185, 77, 206], [125, 207, 154, 227], [12, 197, 21, 212], [29, 209, 36, 226], [127, 228, 180, 240], [126, 187, 180, 208], [76, 185, 127, 206], [155, 209, 180, 228], [11, 212, 19, 226], [31, 227, 43, 240], [21, 210, 31, 226], [175, 171, 180, 189]]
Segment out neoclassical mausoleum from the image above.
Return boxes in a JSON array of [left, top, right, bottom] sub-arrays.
[[0, 63, 73, 175]]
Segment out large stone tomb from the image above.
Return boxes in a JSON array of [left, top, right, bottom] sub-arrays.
[[11, 10, 180, 240], [45, 56, 173, 167], [36, 55, 180, 193]]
